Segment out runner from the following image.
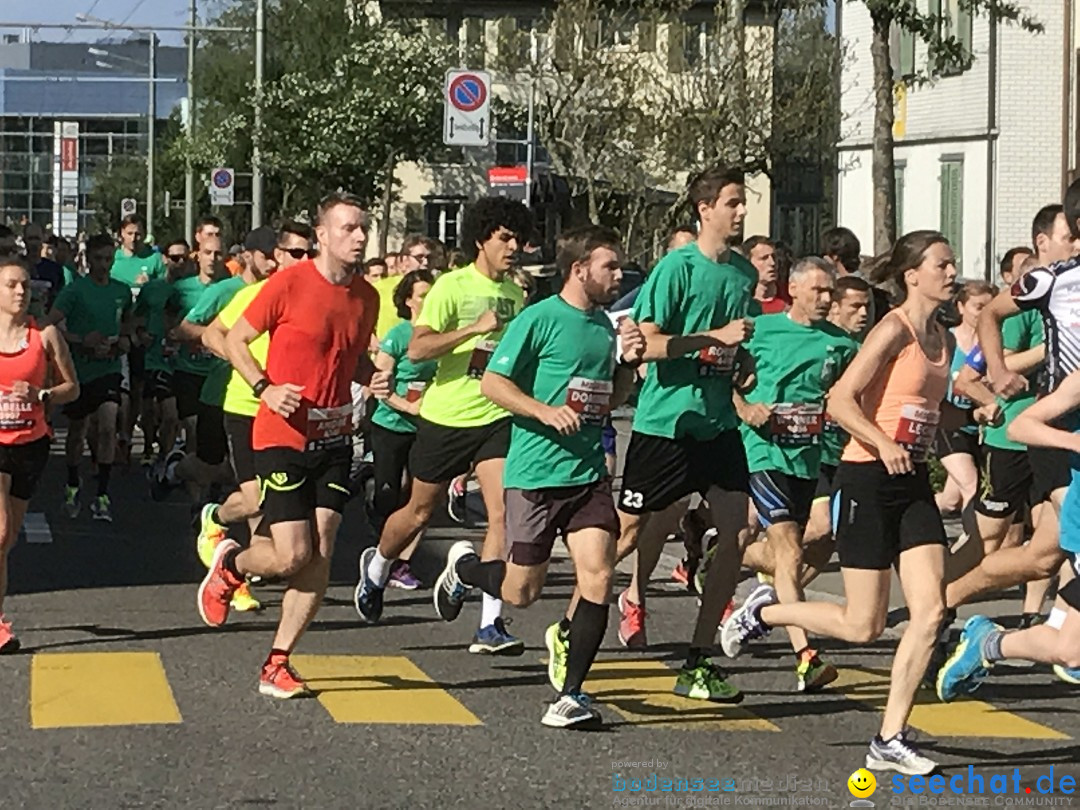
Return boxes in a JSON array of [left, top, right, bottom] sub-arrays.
[[933, 281, 996, 516], [0, 256, 79, 653], [937, 365, 1080, 697], [46, 233, 134, 522], [197, 192, 385, 698], [742, 236, 787, 314], [353, 197, 533, 655], [733, 256, 859, 692], [431, 224, 644, 727], [364, 269, 437, 589], [721, 231, 998, 775]]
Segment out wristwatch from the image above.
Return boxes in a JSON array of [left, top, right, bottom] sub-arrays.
[[252, 378, 272, 398], [38, 388, 52, 405]]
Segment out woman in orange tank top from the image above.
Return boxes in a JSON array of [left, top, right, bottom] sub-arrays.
[[720, 232, 1001, 776], [0, 257, 79, 654]]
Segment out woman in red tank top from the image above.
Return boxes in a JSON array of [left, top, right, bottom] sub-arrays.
[[0, 257, 79, 654], [721, 232, 1001, 776]]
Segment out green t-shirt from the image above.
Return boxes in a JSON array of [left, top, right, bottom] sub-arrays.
[[983, 309, 1043, 451], [489, 295, 616, 490], [631, 243, 756, 440], [739, 314, 859, 479], [53, 275, 133, 383], [134, 277, 176, 374], [820, 324, 864, 467], [220, 281, 269, 418], [371, 321, 438, 435], [184, 275, 247, 406], [111, 247, 165, 294], [415, 264, 525, 428], [170, 275, 219, 376]]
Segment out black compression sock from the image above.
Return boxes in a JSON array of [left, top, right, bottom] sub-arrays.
[[558, 616, 572, 635], [67, 465, 80, 488], [562, 598, 609, 696], [96, 464, 111, 496], [456, 556, 506, 599], [223, 548, 243, 581]]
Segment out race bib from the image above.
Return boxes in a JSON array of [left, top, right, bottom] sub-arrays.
[[698, 345, 737, 377], [894, 404, 940, 463], [305, 403, 353, 451], [768, 402, 824, 446], [565, 377, 613, 426], [405, 381, 427, 403], [467, 340, 497, 379], [0, 394, 34, 432]]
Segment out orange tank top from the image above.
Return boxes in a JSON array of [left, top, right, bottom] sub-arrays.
[[842, 308, 949, 464], [0, 322, 50, 446]]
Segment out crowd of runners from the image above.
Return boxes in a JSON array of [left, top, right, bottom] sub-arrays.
[[1, 165, 1079, 779]]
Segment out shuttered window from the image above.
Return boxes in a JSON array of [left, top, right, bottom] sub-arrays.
[[940, 158, 964, 270]]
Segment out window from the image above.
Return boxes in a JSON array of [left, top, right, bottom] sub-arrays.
[[462, 18, 485, 69], [929, 0, 972, 75], [891, 24, 916, 79], [638, 20, 657, 53], [940, 157, 964, 269], [598, 17, 636, 50], [424, 200, 464, 248], [894, 161, 906, 235]]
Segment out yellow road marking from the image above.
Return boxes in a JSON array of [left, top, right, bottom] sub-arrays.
[[292, 655, 481, 725], [31, 652, 181, 729], [833, 668, 1069, 739], [586, 660, 778, 730]]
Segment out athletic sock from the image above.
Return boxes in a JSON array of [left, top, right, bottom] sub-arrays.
[[456, 555, 506, 600], [223, 547, 243, 583], [558, 616, 572, 636], [480, 593, 503, 629], [982, 628, 1006, 663], [67, 465, 79, 488], [1048, 607, 1067, 629], [685, 647, 708, 669], [96, 463, 111, 496], [208, 505, 222, 525], [368, 549, 394, 588], [561, 598, 608, 696]]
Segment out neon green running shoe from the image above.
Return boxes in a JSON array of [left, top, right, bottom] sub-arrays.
[[673, 658, 743, 703], [544, 621, 569, 692]]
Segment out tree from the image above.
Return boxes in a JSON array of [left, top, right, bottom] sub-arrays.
[[865, 0, 1041, 252]]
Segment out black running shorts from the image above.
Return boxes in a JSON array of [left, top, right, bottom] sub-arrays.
[[254, 446, 352, 525], [62, 373, 122, 421], [195, 401, 228, 466], [833, 461, 947, 570], [225, 413, 256, 484], [408, 417, 510, 484], [975, 446, 1032, 520], [1061, 553, 1080, 611], [0, 436, 50, 500], [748, 470, 817, 529], [1029, 446, 1071, 505], [173, 370, 205, 421]]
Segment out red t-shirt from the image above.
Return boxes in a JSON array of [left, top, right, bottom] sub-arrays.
[[242, 260, 379, 451]]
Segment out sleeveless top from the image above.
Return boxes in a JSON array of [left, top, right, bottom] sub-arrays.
[[842, 308, 950, 464], [0, 321, 50, 445]]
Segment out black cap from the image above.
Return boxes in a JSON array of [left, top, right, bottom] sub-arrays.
[[244, 226, 278, 256]]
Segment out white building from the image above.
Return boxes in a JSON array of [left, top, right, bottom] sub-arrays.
[[836, 0, 1078, 280]]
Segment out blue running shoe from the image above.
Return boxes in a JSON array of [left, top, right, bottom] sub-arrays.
[[936, 615, 1000, 702], [1053, 664, 1080, 684], [353, 546, 385, 623], [469, 617, 525, 656]]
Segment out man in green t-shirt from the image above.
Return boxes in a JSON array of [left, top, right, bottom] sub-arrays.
[[432, 225, 645, 729], [731, 257, 859, 693], [46, 233, 134, 523], [354, 197, 533, 655], [611, 165, 756, 703]]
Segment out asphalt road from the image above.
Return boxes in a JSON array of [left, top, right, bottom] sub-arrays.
[[2, 432, 1079, 810]]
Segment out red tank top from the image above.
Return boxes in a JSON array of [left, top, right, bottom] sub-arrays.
[[0, 322, 50, 445]]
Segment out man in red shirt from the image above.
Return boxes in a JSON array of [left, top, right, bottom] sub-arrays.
[[742, 235, 789, 314], [197, 192, 389, 699]]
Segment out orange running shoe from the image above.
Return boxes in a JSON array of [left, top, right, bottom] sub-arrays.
[[197, 539, 242, 627], [0, 615, 19, 654], [617, 590, 647, 649], [259, 655, 312, 699]]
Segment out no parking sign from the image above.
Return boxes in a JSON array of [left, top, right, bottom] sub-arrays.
[[209, 167, 235, 206], [443, 70, 491, 147]]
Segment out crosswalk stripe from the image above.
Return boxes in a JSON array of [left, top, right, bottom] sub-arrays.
[[291, 655, 482, 725], [832, 668, 1070, 739], [21, 513, 52, 544], [586, 660, 779, 731], [31, 652, 182, 729]]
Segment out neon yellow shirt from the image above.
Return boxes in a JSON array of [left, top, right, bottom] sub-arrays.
[[372, 275, 404, 339], [219, 280, 269, 417], [416, 264, 524, 428]]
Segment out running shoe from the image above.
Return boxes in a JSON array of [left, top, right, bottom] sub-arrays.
[[719, 583, 777, 658], [936, 614, 1000, 702], [865, 733, 937, 776], [617, 590, 647, 649], [196, 503, 226, 568], [545, 621, 569, 692], [230, 583, 261, 612], [692, 528, 720, 593], [721, 598, 736, 625], [671, 560, 692, 587], [447, 477, 467, 524], [469, 617, 525, 655], [796, 651, 838, 692], [149, 461, 170, 501], [63, 485, 80, 518], [434, 540, 476, 622], [140, 445, 155, 467], [197, 538, 242, 627], [387, 560, 421, 590], [0, 615, 19, 655], [353, 546, 385, 623], [673, 658, 743, 703], [259, 657, 312, 699], [1053, 664, 1080, 684], [90, 494, 113, 523], [541, 692, 601, 728]]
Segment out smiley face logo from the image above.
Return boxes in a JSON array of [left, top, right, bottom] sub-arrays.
[[848, 768, 876, 799]]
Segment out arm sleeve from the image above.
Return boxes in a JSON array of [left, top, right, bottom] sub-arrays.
[[1012, 267, 1055, 311], [242, 273, 289, 335], [414, 276, 455, 332], [964, 345, 987, 375]]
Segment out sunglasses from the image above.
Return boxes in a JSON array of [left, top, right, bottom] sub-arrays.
[[279, 247, 314, 260], [166, 253, 187, 262]]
